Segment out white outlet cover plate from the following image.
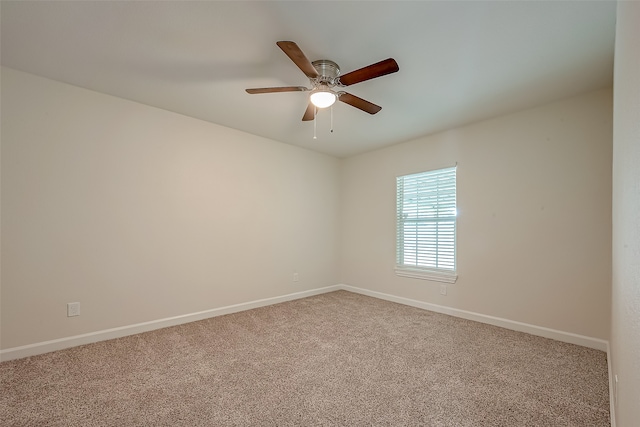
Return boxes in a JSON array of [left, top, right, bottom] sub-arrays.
[[67, 302, 80, 317]]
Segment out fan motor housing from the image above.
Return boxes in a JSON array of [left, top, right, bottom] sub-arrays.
[[312, 60, 340, 83]]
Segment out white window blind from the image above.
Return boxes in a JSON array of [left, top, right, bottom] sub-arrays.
[[396, 166, 457, 281]]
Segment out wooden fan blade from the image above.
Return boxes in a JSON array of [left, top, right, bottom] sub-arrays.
[[277, 41, 319, 79], [338, 92, 382, 115], [338, 58, 399, 86], [302, 103, 315, 121], [246, 86, 308, 94]]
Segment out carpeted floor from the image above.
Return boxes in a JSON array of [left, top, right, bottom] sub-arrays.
[[1, 290, 610, 426]]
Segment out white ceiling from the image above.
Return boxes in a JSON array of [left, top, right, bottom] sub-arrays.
[[1, 1, 616, 158]]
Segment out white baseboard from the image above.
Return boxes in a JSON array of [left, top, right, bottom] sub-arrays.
[[1, 283, 608, 362], [342, 284, 614, 425], [607, 341, 616, 427], [2, 283, 613, 422], [339, 284, 609, 352], [0, 285, 341, 362]]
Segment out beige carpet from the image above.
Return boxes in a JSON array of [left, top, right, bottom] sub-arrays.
[[1, 290, 610, 426]]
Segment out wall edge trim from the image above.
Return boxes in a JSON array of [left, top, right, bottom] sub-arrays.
[[339, 284, 609, 351], [1, 284, 608, 362], [0, 285, 341, 362], [607, 341, 616, 427]]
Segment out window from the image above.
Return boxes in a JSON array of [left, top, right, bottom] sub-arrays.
[[395, 166, 457, 283]]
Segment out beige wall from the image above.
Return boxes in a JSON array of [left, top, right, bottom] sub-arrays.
[[340, 88, 612, 340], [1, 66, 614, 355], [0, 67, 340, 349], [611, 2, 640, 425]]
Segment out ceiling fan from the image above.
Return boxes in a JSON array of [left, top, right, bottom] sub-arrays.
[[246, 41, 399, 121]]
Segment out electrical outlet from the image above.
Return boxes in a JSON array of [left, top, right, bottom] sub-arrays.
[[67, 302, 80, 317], [440, 284, 447, 296], [293, 272, 299, 282]]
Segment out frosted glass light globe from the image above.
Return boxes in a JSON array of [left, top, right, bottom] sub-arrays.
[[310, 90, 337, 108]]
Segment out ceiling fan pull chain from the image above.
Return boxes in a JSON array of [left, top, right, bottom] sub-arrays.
[[313, 106, 317, 140], [330, 105, 334, 133]]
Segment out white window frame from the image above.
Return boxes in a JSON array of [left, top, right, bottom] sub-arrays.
[[395, 166, 458, 283]]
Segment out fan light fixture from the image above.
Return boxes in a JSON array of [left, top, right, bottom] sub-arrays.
[[246, 41, 399, 121], [310, 88, 337, 108]]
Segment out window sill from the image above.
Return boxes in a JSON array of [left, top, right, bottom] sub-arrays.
[[394, 267, 458, 284]]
